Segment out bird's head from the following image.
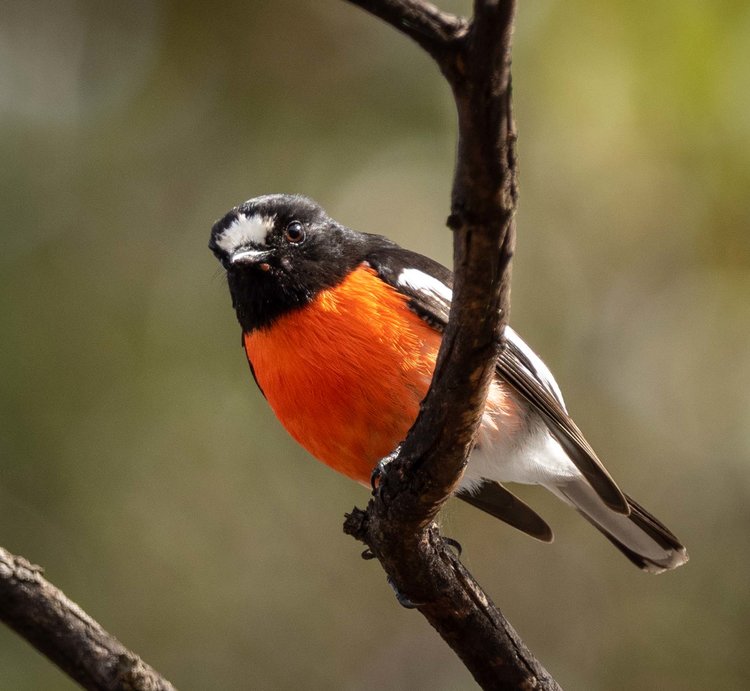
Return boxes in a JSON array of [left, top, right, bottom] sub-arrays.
[[210, 194, 368, 331]]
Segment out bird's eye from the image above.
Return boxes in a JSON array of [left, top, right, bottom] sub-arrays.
[[284, 221, 306, 244]]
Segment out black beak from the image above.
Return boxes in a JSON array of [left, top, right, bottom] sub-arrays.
[[230, 248, 273, 266]]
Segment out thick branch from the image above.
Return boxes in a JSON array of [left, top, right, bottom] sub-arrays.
[[407, 0, 518, 521], [345, 0, 519, 530], [344, 1, 561, 689], [0, 546, 176, 691]]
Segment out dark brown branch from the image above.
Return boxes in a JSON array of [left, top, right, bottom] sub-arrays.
[[345, 0, 467, 62], [0, 546, 176, 691], [344, 1, 561, 689]]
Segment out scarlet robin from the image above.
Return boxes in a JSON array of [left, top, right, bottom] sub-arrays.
[[209, 194, 687, 573]]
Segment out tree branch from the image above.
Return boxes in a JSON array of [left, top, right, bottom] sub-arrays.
[[344, 1, 561, 688], [0, 546, 176, 691], [345, 0, 468, 62]]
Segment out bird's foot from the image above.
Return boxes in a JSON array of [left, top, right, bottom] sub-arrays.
[[370, 444, 402, 492], [387, 576, 421, 609]]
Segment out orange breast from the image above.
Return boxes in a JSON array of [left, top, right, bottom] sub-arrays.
[[243, 265, 442, 484]]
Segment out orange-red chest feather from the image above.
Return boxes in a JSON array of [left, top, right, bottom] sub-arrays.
[[243, 265, 442, 484]]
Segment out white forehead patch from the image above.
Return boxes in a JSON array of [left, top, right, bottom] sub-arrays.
[[215, 213, 275, 254], [398, 268, 453, 303]]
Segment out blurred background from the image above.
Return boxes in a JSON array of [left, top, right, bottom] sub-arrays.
[[1, 0, 749, 688]]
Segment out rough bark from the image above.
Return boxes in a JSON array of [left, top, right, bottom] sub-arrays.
[[343, 1, 562, 688]]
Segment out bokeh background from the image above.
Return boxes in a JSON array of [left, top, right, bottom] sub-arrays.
[[2, 0, 749, 688]]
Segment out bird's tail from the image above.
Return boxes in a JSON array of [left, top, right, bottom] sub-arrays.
[[551, 478, 688, 573]]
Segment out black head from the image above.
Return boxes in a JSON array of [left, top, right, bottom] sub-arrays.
[[210, 194, 371, 332]]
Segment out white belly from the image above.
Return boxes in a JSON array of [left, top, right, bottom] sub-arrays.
[[460, 387, 582, 492]]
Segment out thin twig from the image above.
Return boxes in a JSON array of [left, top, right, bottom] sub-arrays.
[[0, 546, 176, 691]]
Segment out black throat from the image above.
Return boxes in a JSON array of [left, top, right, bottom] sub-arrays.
[[226, 234, 376, 333], [227, 265, 314, 332]]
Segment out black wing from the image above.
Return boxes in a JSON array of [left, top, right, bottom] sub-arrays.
[[364, 240, 453, 328], [456, 481, 553, 542], [366, 243, 628, 515], [497, 339, 627, 513]]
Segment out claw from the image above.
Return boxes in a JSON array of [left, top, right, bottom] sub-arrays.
[[370, 444, 402, 492], [443, 536, 463, 557], [387, 576, 420, 609]]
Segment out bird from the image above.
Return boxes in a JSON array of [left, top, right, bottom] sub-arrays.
[[209, 193, 688, 573]]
